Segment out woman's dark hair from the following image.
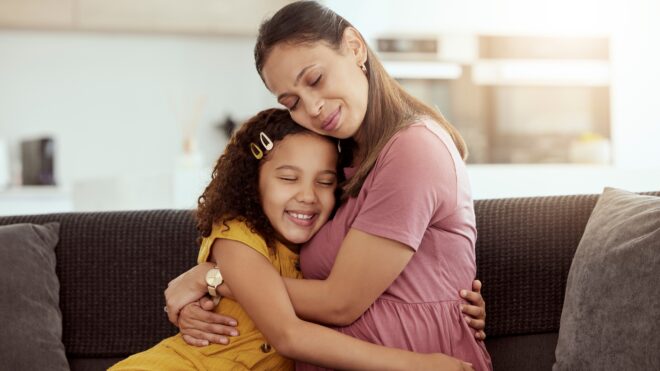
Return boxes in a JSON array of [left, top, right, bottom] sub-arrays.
[[254, 1, 468, 200], [196, 108, 335, 249]]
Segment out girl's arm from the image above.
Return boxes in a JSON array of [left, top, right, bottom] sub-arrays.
[[212, 238, 473, 371]]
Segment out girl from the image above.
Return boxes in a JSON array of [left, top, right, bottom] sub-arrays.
[[173, 1, 492, 369], [111, 108, 474, 370]]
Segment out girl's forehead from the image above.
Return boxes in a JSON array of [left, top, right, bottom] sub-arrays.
[[266, 133, 336, 162]]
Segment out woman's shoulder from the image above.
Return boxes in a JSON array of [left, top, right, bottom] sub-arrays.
[[382, 117, 458, 159]]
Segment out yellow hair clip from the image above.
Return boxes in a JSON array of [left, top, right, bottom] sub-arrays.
[[250, 143, 263, 160]]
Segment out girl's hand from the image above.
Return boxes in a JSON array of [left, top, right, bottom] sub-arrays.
[[178, 298, 240, 347], [460, 279, 487, 340], [165, 262, 214, 325], [419, 353, 474, 371]]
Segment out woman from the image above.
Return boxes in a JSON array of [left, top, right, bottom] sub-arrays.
[[169, 1, 491, 369]]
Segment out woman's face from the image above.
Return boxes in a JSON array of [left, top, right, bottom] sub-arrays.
[[261, 33, 369, 140], [259, 133, 338, 245]]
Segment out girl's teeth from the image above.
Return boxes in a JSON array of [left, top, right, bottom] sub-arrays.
[[290, 212, 313, 220]]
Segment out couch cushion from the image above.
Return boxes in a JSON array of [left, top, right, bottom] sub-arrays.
[[0, 222, 69, 370], [554, 188, 660, 370]]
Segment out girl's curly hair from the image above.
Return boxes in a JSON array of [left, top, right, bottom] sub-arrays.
[[196, 108, 334, 249]]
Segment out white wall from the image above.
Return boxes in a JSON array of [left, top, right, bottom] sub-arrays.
[[0, 30, 273, 190], [1, 1, 658, 212], [328, 0, 660, 171], [609, 0, 660, 169], [325, 0, 615, 37]]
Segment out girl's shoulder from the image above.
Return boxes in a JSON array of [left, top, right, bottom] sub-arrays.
[[197, 218, 270, 263]]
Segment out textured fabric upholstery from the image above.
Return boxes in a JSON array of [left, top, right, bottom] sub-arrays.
[[1, 191, 657, 370], [0, 210, 198, 357]]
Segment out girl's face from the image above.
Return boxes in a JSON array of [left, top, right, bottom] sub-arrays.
[[261, 31, 369, 140], [258, 133, 338, 245]]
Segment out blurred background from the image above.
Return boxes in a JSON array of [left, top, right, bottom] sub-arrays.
[[1, 0, 659, 215]]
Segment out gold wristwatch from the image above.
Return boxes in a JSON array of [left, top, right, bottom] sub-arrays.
[[205, 266, 224, 298]]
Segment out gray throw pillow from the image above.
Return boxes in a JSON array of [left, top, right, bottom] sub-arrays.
[[554, 188, 660, 370], [0, 222, 69, 371]]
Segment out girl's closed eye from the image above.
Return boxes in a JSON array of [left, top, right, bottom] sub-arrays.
[[317, 176, 337, 187]]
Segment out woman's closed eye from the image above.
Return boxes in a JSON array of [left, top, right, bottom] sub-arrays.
[[282, 97, 299, 111], [309, 74, 322, 86], [286, 74, 322, 111]]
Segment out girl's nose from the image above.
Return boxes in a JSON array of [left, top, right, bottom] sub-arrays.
[[296, 183, 317, 203]]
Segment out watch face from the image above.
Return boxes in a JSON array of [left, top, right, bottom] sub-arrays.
[[206, 268, 223, 287]]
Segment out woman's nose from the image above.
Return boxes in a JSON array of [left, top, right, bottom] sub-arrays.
[[303, 96, 323, 117]]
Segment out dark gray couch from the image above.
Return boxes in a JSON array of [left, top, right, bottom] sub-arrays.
[[4, 192, 657, 370]]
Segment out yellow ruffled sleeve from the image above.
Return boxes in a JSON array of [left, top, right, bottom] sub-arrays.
[[197, 219, 270, 264]]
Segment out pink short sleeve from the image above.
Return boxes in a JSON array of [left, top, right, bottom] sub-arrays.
[[351, 123, 459, 250]]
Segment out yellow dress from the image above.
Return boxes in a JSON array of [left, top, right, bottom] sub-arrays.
[[110, 219, 302, 371]]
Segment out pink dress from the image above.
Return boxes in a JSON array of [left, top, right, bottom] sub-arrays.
[[297, 120, 492, 371]]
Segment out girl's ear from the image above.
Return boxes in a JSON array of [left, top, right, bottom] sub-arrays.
[[342, 27, 368, 66]]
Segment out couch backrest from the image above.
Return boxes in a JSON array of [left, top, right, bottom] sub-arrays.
[[0, 209, 197, 357], [2, 192, 658, 357]]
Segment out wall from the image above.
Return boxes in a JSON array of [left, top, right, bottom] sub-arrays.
[[327, 0, 660, 170], [609, 0, 660, 169], [0, 30, 272, 190]]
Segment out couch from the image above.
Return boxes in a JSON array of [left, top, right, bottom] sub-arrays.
[[2, 192, 657, 370]]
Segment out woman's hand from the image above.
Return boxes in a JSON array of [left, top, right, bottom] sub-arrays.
[[217, 281, 234, 299], [460, 279, 487, 340], [165, 262, 214, 325], [178, 298, 240, 346]]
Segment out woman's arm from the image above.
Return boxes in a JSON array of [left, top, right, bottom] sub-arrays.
[[283, 228, 413, 326], [213, 238, 473, 371], [281, 229, 488, 331], [165, 244, 486, 346]]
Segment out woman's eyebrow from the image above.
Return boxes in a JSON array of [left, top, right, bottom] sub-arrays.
[[276, 64, 317, 101]]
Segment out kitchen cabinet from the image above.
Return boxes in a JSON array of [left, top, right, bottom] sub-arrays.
[[0, 0, 74, 29], [0, 0, 293, 36]]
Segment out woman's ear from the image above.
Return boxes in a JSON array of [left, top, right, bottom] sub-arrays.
[[342, 27, 368, 66]]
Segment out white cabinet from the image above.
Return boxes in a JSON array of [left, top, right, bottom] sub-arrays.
[[0, 186, 73, 216]]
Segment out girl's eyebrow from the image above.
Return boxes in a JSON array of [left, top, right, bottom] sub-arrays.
[[276, 64, 317, 101], [275, 165, 336, 175], [275, 165, 301, 171]]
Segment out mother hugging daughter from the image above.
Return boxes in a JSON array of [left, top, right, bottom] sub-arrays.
[[112, 1, 492, 370]]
